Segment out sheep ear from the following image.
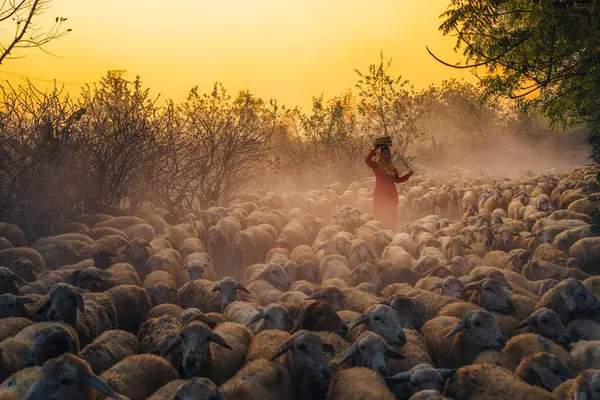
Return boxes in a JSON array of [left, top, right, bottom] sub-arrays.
[[236, 283, 251, 294], [16, 296, 37, 305], [322, 342, 335, 355], [209, 333, 232, 350], [33, 298, 51, 315], [437, 368, 456, 379], [532, 364, 562, 391], [445, 242, 452, 250], [430, 282, 444, 291], [7, 271, 27, 284], [560, 291, 577, 311], [347, 314, 368, 332], [515, 315, 535, 330], [161, 335, 183, 356], [212, 283, 220, 292], [385, 345, 406, 360], [442, 318, 467, 338], [291, 315, 305, 334], [86, 373, 122, 399], [385, 372, 412, 383], [269, 338, 293, 361], [338, 342, 358, 365], [244, 311, 264, 326], [76, 293, 86, 314], [306, 291, 323, 301], [462, 281, 483, 292]]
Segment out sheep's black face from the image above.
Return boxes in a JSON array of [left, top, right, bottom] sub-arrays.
[[468, 311, 505, 350], [477, 280, 514, 314], [572, 284, 600, 317], [535, 310, 570, 348]]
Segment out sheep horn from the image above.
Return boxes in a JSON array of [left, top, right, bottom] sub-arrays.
[[430, 282, 444, 291], [33, 298, 51, 315], [86, 373, 122, 399], [209, 332, 232, 350], [385, 371, 412, 383], [244, 311, 264, 326], [236, 283, 251, 293], [338, 342, 358, 366], [347, 314, 368, 332], [162, 335, 183, 356], [212, 283, 220, 292]]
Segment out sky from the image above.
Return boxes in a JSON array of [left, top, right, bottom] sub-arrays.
[[0, 0, 475, 109]]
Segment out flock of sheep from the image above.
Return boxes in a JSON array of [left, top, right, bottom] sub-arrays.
[[0, 164, 600, 399]]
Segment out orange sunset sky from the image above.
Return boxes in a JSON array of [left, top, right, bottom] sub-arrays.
[[1, 0, 474, 109]]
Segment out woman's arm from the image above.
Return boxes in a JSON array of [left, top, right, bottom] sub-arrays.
[[394, 169, 414, 183], [365, 147, 378, 169]]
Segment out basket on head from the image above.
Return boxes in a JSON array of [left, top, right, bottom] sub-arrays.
[[374, 136, 392, 149]]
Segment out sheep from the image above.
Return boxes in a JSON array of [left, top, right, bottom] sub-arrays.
[[292, 301, 348, 334], [337, 332, 404, 374], [0, 317, 34, 342], [33, 283, 118, 346], [306, 287, 344, 311], [327, 367, 395, 400], [245, 329, 290, 363], [443, 364, 553, 400], [162, 321, 251, 385], [346, 262, 381, 289], [143, 271, 178, 306], [553, 225, 592, 253], [347, 304, 406, 347], [385, 364, 455, 400], [570, 341, 600, 370], [384, 295, 427, 331], [0, 223, 26, 247], [426, 276, 464, 299], [551, 369, 600, 400], [0, 366, 41, 400], [0, 248, 45, 274], [22, 354, 121, 400], [319, 254, 351, 282], [244, 303, 293, 333], [98, 354, 178, 400], [220, 359, 294, 399], [223, 301, 259, 326], [81, 330, 141, 375], [422, 310, 506, 368], [0, 293, 40, 320], [269, 330, 333, 400], [165, 377, 223, 400], [148, 303, 184, 320], [515, 352, 575, 391], [523, 259, 588, 282], [569, 236, 600, 274], [536, 278, 600, 323], [515, 308, 570, 348], [105, 285, 151, 334], [23, 323, 80, 368], [502, 333, 580, 374], [567, 319, 600, 342]]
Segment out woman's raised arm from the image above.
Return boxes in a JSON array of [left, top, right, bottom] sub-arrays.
[[365, 147, 378, 169]]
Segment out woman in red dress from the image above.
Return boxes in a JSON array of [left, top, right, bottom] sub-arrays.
[[365, 145, 413, 231]]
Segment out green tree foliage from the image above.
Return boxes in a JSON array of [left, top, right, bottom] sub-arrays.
[[355, 51, 432, 156], [432, 0, 600, 159]]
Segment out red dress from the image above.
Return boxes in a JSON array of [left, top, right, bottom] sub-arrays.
[[365, 148, 411, 231]]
